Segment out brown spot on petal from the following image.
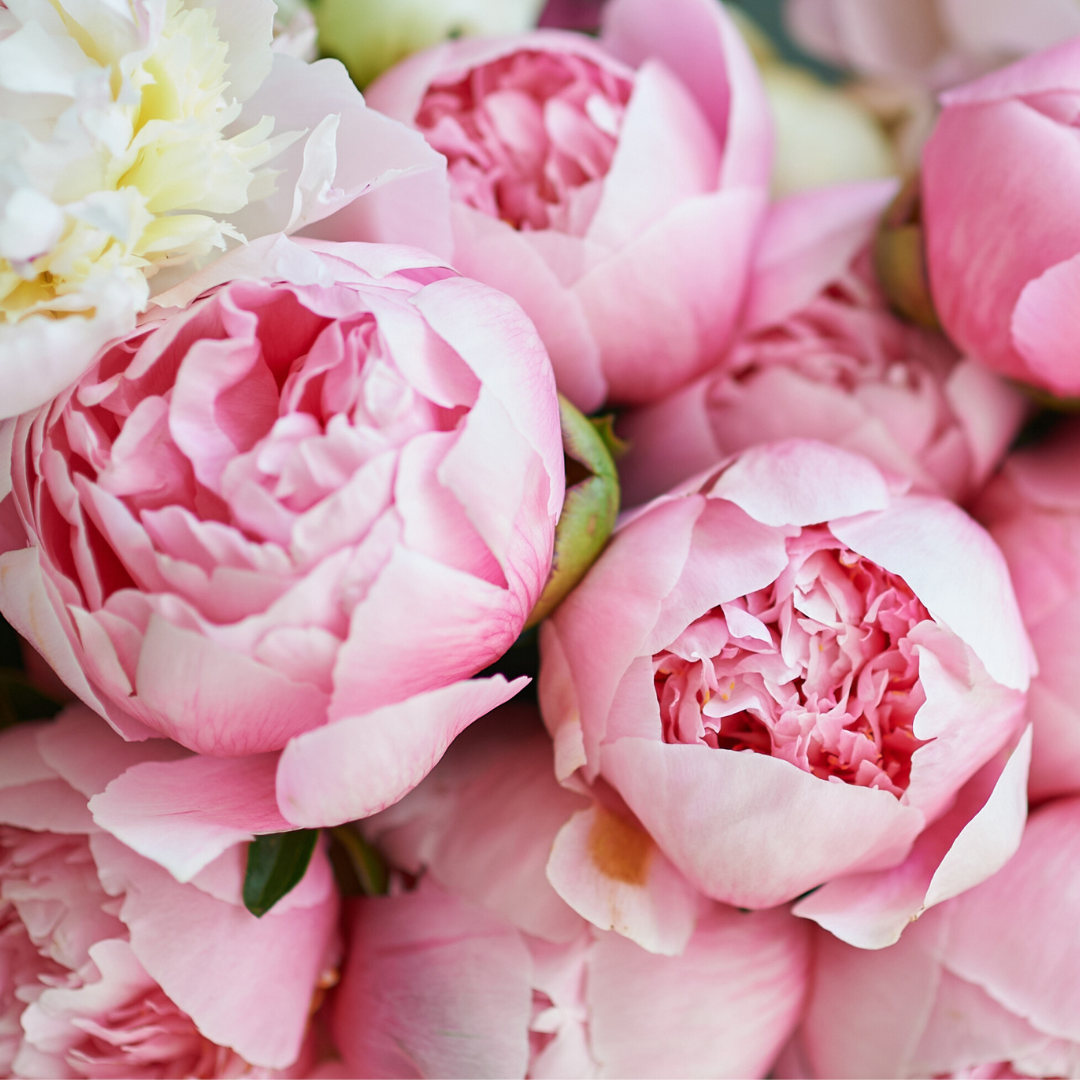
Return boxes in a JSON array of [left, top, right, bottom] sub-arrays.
[[588, 808, 651, 886]]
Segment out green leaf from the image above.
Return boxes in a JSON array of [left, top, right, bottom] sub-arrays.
[[243, 830, 319, 917], [525, 395, 621, 628]]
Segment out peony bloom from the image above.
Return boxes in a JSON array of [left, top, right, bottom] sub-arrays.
[[0, 238, 563, 829], [0, 706, 339, 1076], [336, 705, 811, 1079], [975, 423, 1080, 802], [540, 439, 1034, 948], [0, 0, 447, 418], [366, 0, 773, 411], [619, 181, 1026, 508], [786, 794, 1080, 1079], [921, 38, 1080, 397]]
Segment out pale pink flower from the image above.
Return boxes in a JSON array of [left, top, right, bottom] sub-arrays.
[[366, 0, 773, 411], [619, 181, 1026, 508], [540, 439, 1034, 947], [0, 238, 563, 831], [0, 707, 339, 1077]]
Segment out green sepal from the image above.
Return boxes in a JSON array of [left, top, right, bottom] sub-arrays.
[[872, 174, 941, 332], [525, 395, 621, 629], [243, 830, 320, 918], [329, 825, 389, 896]]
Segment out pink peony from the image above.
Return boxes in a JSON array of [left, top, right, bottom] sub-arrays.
[[0, 237, 563, 829], [618, 181, 1026, 508], [787, 794, 1080, 1078], [540, 439, 1034, 947], [975, 422, 1080, 802], [0, 706, 339, 1077], [336, 706, 811, 1079], [366, 0, 773, 411], [921, 38, 1080, 397]]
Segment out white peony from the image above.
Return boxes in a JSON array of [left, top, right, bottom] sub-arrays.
[[0, 0, 447, 418]]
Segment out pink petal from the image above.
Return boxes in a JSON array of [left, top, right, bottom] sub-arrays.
[[333, 886, 532, 1080], [367, 710, 590, 944], [587, 59, 720, 250], [328, 546, 517, 718], [793, 725, 1031, 949], [546, 804, 701, 955], [133, 614, 330, 754], [940, 795, 1080, 1045], [277, 675, 527, 827], [574, 187, 766, 405], [542, 495, 705, 778], [602, 0, 773, 187], [709, 439, 891, 527], [830, 496, 1034, 691], [744, 179, 899, 330], [447, 203, 608, 413], [36, 704, 187, 797], [601, 737, 923, 908], [1012, 252, 1080, 395], [89, 753, 291, 882], [91, 833, 338, 1071], [588, 904, 811, 1078]]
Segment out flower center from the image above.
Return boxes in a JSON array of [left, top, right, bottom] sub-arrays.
[[417, 50, 632, 233], [653, 526, 931, 796], [0, 0, 281, 325]]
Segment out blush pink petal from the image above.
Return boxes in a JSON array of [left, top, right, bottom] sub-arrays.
[[328, 548, 518, 716], [924, 88, 1080, 385], [332, 887, 533, 1080], [0, 547, 154, 742], [792, 725, 1031, 948], [546, 804, 701, 956], [276, 675, 527, 827], [90, 753, 292, 882], [35, 705, 188, 798], [133, 615, 330, 755], [366, 710, 590, 944], [744, 179, 899, 330], [1011, 252, 1080, 395], [413, 275, 565, 524], [575, 187, 766, 404], [709, 439, 891, 528], [585, 60, 720, 250], [641, 498, 791, 654], [445, 205, 608, 411], [601, 738, 924, 908], [941, 796, 1080, 1046], [226, 55, 449, 249], [830, 497, 1034, 692], [938, 34, 1080, 106], [0, 723, 96, 834], [90, 832, 338, 1071], [601, 0, 772, 186], [587, 905, 811, 1079], [543, 495, 705, 778]]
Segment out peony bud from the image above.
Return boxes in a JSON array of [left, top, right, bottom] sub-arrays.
[[314, 0, 547, 87]]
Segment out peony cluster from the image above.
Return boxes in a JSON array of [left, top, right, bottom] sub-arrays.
[[0, 0, 1076, 1077]]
